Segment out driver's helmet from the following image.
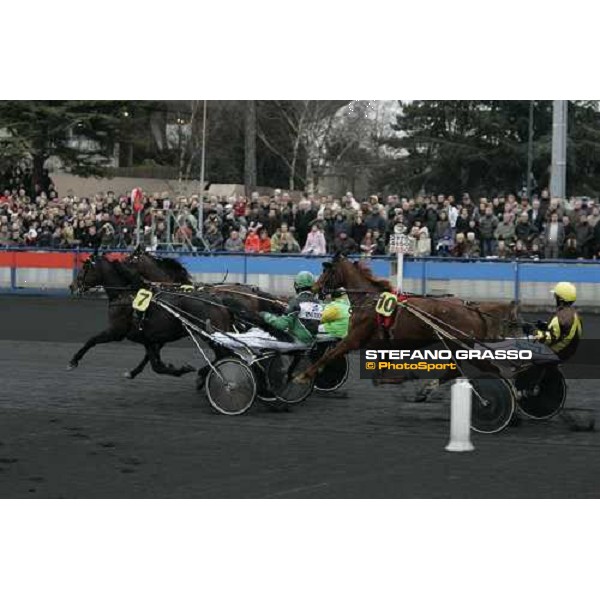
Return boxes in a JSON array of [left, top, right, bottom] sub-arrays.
[[294, 271, 315, 292], [331, 286, 347, 299], [552, 281, 577, 303]]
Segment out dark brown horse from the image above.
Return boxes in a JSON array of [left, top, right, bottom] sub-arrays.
[[68, 255, 233, 378], [127, 247, 286, 315], [296, 255, 519, 394]]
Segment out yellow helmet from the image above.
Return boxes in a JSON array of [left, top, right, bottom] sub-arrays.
[[552, 282, 577, 302]]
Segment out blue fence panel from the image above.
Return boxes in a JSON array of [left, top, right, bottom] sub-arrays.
[[518, 261, 600, 284], [1, 248, 600, 303], [421, 259, 516, 281]]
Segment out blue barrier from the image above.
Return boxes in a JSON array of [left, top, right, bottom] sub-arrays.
[[1, 248, 599, 302]]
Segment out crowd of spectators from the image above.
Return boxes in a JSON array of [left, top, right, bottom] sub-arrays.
[[2, 165, 600, 261]]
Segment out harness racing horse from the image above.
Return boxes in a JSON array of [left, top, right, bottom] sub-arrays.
[[70, 248, 197, 378], [68, 254, 234, 378], [126, 247, 287, 315], [296, 254, 519, 400]]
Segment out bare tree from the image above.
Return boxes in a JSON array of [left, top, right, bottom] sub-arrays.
[[257, 100, 349, 191], [244, 100, 257, 195]]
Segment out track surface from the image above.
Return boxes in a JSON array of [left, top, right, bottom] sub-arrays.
[[0, 295, 599, 498]]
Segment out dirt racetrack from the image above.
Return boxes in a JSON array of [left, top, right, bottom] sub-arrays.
[[0, 295, 599, 498]]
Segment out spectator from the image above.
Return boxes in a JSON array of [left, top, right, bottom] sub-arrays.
[[514, 239, 529, 259], [515, 212, 537, 244], [372, 230, 386, 255], [464, 231, 480, 258], [478, 206, 498, 256], [593, 217, 600, 257], [562, 215, 574, 239], [529, 242, 542, 260], [543, 212, 564, 259], [24, 224, 38, 246], [270, 226, 284, 253], [452, 232, 467, 257], [258, 229, 271, 253], [528, 198, 545, 231], [244, 228, 261, 253], [435, 211, 452, 242], [455, 208, 471, 235], [360, 230, 376, 256], [99, 222, 115, 248], [364, 206, 386, 233], [294, 200, 318, 246], [495, 213, 516, 245], [333, 212, 351, 238], [205, 223, 224, 251], [351, 215, 368, 247], [276, 224, 301, 253], [302, 223, 327, 255], [562, 235, 579, 259], [415, 227, 432, 257], [575, 215, 594, 259], [333, 231, 357, 255], [224, 229, 244, 252], [496, 238, 513, 259], [0, 224, 10, 245]]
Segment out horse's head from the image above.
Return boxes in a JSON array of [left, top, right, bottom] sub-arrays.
[[313, 252, 350, 297], [70, 253, 103, 295]]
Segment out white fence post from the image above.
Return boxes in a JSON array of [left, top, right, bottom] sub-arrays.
[[390, 233, 410, 293], [396, 249, 404, 293], [445, 378, 475, 452]]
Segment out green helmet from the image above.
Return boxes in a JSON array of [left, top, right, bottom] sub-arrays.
[[294, 271, 315, 290]]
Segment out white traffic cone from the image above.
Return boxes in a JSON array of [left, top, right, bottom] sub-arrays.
[[445, 378, 475, 452]]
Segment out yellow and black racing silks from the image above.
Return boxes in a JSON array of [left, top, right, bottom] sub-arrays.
[[535, 305, 582, 361]]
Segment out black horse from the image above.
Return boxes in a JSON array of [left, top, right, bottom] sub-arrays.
[[69, 254, 289, 379], [126, 247, 286, 315], [69, 255, 233, 378]]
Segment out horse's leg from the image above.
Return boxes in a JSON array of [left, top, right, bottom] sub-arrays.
[[415, 365, 460, 402], [67, 328, 126, 369], [146, 344, 195, 377], [415, 380, 439, 403], [124, 350, 151, 379]]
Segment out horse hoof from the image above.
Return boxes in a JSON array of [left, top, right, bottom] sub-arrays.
[[123, 371, 133, 379], [66, 362, 77, 371], [414, 393, 428, 403]]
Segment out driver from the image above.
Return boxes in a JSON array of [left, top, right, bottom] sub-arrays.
[[260, 271, 322, 344], [523, 282, 582, 361], [319, 287, 351, 338]]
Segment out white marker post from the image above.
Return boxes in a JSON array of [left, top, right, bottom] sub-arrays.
[[396, 246, 404, 293], [445, 378, 475, 452], [391, 234, 410, 293]]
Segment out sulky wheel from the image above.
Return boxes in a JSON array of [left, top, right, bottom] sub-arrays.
[[315, 354, 350, 393], [515, 365, 567, 420], [470, 375, 516, 434], [266, 353, 314, 404], [205, 358, 256, 416]]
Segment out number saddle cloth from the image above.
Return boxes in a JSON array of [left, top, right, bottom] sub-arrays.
[[375, 291, 410, 329]]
